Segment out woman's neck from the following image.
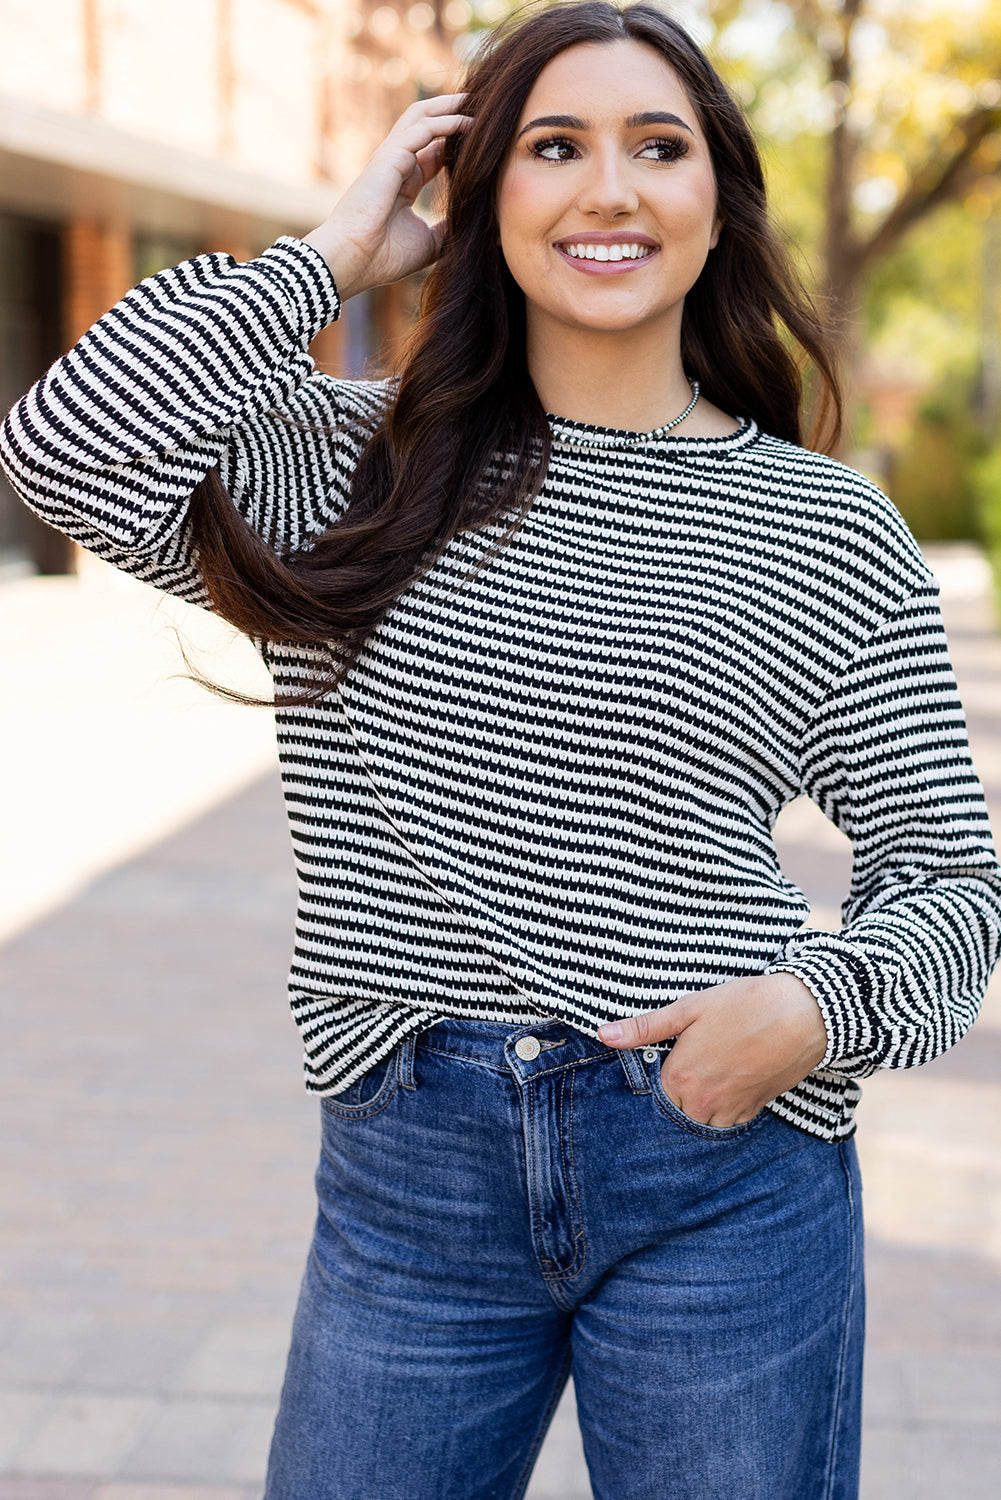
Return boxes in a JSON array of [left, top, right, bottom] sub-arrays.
[[526, 316, 738, 437]]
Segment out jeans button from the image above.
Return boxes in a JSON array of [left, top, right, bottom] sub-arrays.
[[515, 1036, 541, 1061], [642, 1048, 659, 1063]]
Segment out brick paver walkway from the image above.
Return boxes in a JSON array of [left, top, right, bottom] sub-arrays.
[[1, 544, 998, 1497]]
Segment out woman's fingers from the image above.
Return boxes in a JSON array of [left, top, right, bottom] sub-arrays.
[[400, 90, 468, 116], [377, 113, 471, 192], [414, 136, 449, 186], [302, 95, 472, 298], [395, 92, 470, 134], [600, 975, 827, 1127], [396, 138, 448, 207], [382, 94, 472, 161], [425, 217, 449, 260], [598, 1001, 696, 1047]]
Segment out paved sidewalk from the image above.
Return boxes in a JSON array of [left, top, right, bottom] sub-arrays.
[[0, 545, 999, 1497], [0, 553, 276, 946]]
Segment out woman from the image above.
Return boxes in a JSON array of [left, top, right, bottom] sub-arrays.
[[3, 4, 999, 1496]]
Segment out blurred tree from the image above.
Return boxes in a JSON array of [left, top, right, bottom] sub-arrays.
[[469, 0, 1001, 484], [706, 0, 1001, 442]]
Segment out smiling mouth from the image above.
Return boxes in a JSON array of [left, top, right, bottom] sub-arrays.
[[558, 241, 655, 262]]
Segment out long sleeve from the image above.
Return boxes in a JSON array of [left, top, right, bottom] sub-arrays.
[[0, 237, 379, 606], [766, 586, 1001, 1076]]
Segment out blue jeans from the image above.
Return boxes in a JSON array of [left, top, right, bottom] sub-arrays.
[[264, 1017, 863, 1499]]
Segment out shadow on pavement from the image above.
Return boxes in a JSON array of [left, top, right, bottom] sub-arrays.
[[1, 749, 1000, 1496]]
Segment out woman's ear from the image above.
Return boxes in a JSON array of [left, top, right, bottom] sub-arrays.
[[710, 214, 724, 250]]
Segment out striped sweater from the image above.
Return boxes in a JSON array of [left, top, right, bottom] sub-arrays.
[[3, 236, 999, 1140]]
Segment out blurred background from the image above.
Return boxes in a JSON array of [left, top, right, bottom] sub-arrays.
[[1, 0, 1000, 588], [1, 3, 1000, 1497]]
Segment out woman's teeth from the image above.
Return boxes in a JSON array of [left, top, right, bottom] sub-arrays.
[[562, 243, 653, 261]]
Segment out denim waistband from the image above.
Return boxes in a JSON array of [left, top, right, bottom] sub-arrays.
[[413, 1015, 654, 1095]]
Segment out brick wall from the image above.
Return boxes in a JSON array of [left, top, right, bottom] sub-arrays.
[[62, 217, 135, 347]]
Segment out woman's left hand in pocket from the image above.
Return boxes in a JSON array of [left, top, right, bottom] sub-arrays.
[[598, 973, 828, 1128]]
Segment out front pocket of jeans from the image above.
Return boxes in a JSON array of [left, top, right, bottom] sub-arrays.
[[648, 1059, 766, 1139], [321, 1051, 399, 1120]]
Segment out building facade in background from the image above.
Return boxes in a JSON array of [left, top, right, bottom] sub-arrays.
[[0, 0, 472, 573]]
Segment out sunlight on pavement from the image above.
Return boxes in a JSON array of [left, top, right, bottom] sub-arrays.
[[859, 1059, 1001, 1267], [1, 553, 278, 944]]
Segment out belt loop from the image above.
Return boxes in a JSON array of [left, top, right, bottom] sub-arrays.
[[397, 1033, 418, 1091], [618, 1046, 652, 1095]]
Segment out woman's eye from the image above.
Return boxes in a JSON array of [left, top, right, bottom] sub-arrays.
[[638, 136, 690, 163], [529, 136, 580, 162]]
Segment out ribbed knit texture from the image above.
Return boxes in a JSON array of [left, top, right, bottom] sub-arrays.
[[3, 236, 1000, 1140]]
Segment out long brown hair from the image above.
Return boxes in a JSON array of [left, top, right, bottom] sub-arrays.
[[189, 1, 842, 698]]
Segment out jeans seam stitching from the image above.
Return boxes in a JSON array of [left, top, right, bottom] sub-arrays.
[[649, 1061, 767, 1139], [320, 1071, 399, 1120], [527, 1082, 550, 1279], [531, 1053, 609, 1081], [821, 1142, 860, 1499], [418, 1042, 612, 1081], [527, 1076, 581, 1309], [509, 1343, 573, 1500], [417, 1045, 508, 1074], [555, 1066, 586, 1283]]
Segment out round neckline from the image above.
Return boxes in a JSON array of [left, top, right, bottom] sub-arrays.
[[546, 411, 759, 456]]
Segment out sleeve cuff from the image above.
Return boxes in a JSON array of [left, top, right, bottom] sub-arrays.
[[765, 941, 884, 1076], [254, 236, 342, 345]]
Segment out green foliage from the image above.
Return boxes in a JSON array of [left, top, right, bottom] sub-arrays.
[[886, 388, 984, 542], [970, 442, 1001, 618], [706, 0, 1001, 458], [862, 201, 986, 381]]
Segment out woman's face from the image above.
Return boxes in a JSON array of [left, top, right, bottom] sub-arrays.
[[496, 40, 721, 346]]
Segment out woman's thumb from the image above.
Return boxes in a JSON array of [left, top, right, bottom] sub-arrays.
[[598, 1000, 696, 1049]]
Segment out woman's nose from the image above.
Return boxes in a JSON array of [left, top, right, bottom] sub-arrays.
[[577, 149, 640, 219]]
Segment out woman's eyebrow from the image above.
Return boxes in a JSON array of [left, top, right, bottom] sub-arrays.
[[627, 110, 693, 134], [516, 110, 694, 139], [517, 113, 587, 137]]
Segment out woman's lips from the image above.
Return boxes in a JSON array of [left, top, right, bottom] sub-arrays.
[[553, 242, 659, 275]]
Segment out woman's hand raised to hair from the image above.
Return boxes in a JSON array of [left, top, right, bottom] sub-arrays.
[[302, 94, 472, 303], [598, 972, 829, 1128]]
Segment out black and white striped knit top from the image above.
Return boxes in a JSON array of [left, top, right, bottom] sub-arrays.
[[4, 237, 1000, 1140]]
